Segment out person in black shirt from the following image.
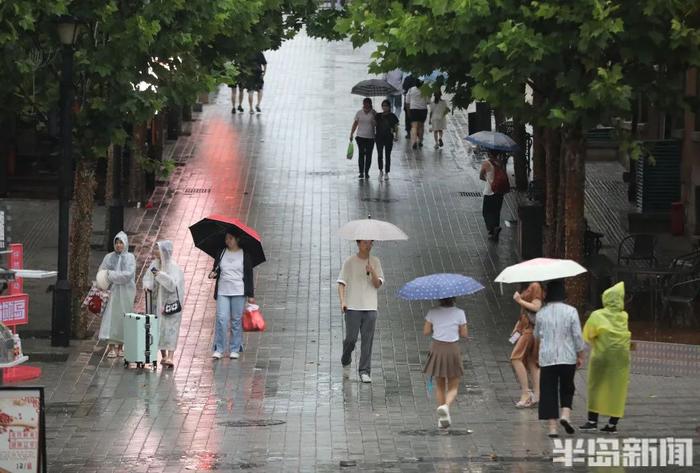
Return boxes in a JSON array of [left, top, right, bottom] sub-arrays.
[[375, 99, 399, 180], [402, 74, 418, 138], [240, 52, 267, 114]]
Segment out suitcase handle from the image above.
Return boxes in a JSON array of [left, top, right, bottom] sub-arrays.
[[144, 289, 154, 314]]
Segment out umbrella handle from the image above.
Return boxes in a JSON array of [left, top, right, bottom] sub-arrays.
[[500, 282, 503, 296]]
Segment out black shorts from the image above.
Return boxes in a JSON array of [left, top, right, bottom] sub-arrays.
[[242, 75, 264, 91], [410, 109, 428, 123]]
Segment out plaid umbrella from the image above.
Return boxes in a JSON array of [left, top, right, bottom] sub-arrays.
[[351, 79, 399, 97]]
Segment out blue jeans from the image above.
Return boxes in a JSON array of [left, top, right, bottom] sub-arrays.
[[214, 295, 246, 353]]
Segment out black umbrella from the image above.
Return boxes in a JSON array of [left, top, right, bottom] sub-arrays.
[[189, 214, 266, 267], [351, 79, 399, 97]]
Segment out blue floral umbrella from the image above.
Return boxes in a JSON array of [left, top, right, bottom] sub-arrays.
[[397, 273, 484, 300]]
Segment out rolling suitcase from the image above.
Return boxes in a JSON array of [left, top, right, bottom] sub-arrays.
[[123, 290, 160, 370]]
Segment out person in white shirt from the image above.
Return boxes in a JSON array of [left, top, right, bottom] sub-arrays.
[[337, 240, 384, 383], [405, 79, 428, 149], [428, 91, 450, 149], [208, 232, 256, 360], [423, 298, 468, 428], [383, 68, 404, 115], [349, 98, 377, 179]]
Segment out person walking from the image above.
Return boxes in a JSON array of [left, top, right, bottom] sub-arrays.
[[383, 68, 404, 115], [244, 51, 267, 114], [209, 232, 256, 360], [337, 240, 384, 383], [579, 282, 631, 434], [97, 231, 136, 358], [534, 279, 586, 438], [510, 281, 543, 408], [428, 91, 450, 149], [349, 98, 376, 179], [479, 150, 508, 242], [143, 240, 185, 368], [402, 74, 418, 139], [423, 297, 468, 429], [229, 83, 245, 114], [375, 99, 399, 181], [405, 79, 428, 149]]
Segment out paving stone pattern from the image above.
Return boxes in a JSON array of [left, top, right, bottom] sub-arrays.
[[23, 34, 700, 472]]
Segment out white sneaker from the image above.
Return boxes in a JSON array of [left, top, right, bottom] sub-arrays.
[[230, 352, 240, 360], [212, 351, 222, 359], [434, 143, 440, 149], [342, 365, 351, 379], [383, 173, 389, 181], [437, 404, 451, 428], [379, 171, 384, 179], [360, 373, 372, 383]]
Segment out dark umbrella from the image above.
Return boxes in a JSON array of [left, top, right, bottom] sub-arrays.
[[189, 214, 266, 267], [351, 79, 399, 97]]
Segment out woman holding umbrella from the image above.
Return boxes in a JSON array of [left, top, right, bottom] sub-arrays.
[[398, 273, 484, 429], [190, 214, 266, 360], [510, 281, 543, 408], [209, 232, 256, 359]]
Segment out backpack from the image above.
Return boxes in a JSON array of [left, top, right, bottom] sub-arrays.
[[491, 162, 510, 194]]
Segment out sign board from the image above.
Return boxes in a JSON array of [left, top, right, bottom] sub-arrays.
[[0, 295, 29, 327], [0, 387, 47, 473], [7, 245, 22, 295]]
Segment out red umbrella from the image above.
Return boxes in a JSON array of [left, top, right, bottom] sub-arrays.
[[189, 214, 266, 267]]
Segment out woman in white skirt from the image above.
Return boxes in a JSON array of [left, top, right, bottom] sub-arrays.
[[423, 297, 468, 428], [98, 231, 136, 358], [428, 91, 450, 149], [143, 240, 185, 368]]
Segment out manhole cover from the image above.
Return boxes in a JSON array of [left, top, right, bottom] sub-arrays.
[[307, 171, 341, 176], [360, 197, 400, 203], [218, 419, 286, 427], [459, 191, 482, 197], [399, 429, 473, 436]]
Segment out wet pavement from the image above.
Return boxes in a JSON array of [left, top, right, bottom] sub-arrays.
[[23, 33, 700, 471]]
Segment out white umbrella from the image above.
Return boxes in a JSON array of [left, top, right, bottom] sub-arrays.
[[495, 258, 587, 284], [337, 218, 408, 241]]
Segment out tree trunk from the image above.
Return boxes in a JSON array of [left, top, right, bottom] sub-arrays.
[[69, 159, 97, 339], [563, 128, 587, 310], [513, 120, 528, 191], [532, 93, 546, 184], [543, 127, 562, 257], [127, 122, 148, 205], [555, 139, 567, 258], [104, 144, 114, 250]]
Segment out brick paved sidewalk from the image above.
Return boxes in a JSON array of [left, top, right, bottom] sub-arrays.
[[20, 33, 700, 472]]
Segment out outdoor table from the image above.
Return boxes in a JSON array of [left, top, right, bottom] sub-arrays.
[[613, 266, 688, 323]]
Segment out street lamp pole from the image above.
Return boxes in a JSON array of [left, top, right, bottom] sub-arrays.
[[51, 19, 79, 347]]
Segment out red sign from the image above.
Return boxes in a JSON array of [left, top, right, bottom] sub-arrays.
[[8, 243, 23, 295], [0, 294, 29, 326]]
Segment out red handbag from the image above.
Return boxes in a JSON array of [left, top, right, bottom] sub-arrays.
[[242, 304, 266, 332], [87, 294, 102, 314]]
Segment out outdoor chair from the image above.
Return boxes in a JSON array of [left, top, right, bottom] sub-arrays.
[[661, 278, 700, 327], [617, 233, 658, 267]]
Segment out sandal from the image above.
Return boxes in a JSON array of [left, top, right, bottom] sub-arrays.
[[117, 349, 124, 358], [106, 348, 117, 358], [515, 392, 535, 408]]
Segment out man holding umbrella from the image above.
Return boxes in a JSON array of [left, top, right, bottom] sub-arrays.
[[337, 240, 384, 383]]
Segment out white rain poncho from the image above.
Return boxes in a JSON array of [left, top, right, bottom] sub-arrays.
[[98, 231, 136, 343], [143, 240, 185, 350]]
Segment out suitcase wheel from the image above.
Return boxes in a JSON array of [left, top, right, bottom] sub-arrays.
[[124, 360, 128, 368]]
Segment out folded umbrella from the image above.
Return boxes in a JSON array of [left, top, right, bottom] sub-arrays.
[[398, 274, 484, 300], [495, 258, 587, 284], [351, 79, 400, 97], [189, 214, 266, 267], [465, 131, 518, 153], [337, 217, 408, 241]]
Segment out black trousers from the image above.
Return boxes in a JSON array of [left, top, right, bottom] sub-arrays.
[[376, 138, 393, 172], [588, 411, 620, 425], [538, 364, 576, 420], [404, 106, 412, 135], [482, 193, 504, 233], [356, 137, 374, 175]]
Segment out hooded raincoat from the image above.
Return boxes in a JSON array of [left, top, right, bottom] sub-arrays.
[[98, 231, 136, 343], [583, 282, 631, 418], [143, 240, 185, 351]]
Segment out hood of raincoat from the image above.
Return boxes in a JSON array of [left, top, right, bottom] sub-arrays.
[[157, 240, 174, 272], [584, 282, 630, 348], [105, 231, 130, 269]]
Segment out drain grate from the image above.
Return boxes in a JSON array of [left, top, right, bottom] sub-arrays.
[[218, 419, 285, 427], [183, 188, 211, 194], [399, 429, 473, 436], [459, 191, 482, 197], [360, 197, 400, 203]]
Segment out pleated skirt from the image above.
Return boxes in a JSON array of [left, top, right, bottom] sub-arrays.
[[423, 340, 464, 378]]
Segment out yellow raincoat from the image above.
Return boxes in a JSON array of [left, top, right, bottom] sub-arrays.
[[583, 282, 631, 418]]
